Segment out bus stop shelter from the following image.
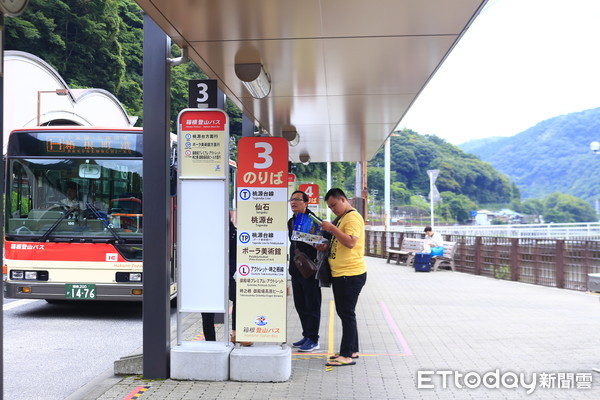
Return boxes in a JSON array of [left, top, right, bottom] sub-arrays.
[[134, 0, 490, 378]]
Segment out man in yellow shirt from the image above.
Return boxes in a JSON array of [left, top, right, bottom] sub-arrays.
[[320, 188, 366, 367]]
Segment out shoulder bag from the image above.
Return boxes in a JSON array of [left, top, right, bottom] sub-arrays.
[[294, 248, 318, 279], [315, 209, 356, 287], [315, 246, 332, 287]]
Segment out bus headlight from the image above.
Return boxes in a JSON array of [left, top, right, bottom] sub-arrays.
[[129, 273, 142, 282], [25, 271, 38, 280], [10, 271, 24, 280], [9, 270, 49, 281], [116, 272, 143, 282]]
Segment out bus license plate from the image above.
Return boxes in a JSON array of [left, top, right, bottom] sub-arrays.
[[65, 284, 96, 300]]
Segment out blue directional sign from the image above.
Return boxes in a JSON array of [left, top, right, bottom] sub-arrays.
[[239, 231, 251, 244], [239, 189, 251, 201]]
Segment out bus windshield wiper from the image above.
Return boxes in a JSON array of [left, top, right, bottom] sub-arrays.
[[85, 202, 125, 244], [39, 207, 78, 242]]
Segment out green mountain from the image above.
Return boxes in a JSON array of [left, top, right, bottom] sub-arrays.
[[459, 108, 600, 202], [369, 129, 520, 205], [459, 136, 504, 154]]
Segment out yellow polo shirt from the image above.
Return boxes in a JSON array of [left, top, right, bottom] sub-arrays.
[[328, 210, 366, 277]]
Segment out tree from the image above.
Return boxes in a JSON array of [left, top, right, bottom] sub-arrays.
[[390, 182, 411, 205], [6, 0, 141, 121], [542, 192, 598, 223], [435, 191, 477, 224], [520, 198, 545, 217], [367, 166, 385, 194], [7, 0, 127, 93], [6, 1, 248, 133], [115, 0, 144, 121], [409, 195, 429, 211]]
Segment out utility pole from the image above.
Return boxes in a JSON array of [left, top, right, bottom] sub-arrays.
[[427, 169, 440, 228]]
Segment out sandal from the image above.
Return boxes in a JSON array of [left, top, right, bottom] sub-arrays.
[[329, 353, 359, 360], [326, 359, 356, 367]]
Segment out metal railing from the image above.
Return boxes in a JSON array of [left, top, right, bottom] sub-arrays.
[[367, 222, 600, 241], [366, 230, 600, 291]]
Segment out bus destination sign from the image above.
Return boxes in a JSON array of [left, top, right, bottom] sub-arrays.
[[8, 131, 143, 157]]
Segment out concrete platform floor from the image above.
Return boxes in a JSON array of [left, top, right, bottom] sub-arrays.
[[79, 256, 600, 399]]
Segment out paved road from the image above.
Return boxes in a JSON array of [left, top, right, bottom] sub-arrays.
[[3, 297, 168, 400]]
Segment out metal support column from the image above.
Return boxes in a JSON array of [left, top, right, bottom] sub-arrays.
[[0, 14, 5, 400], [214, 86, 226, 326], [354, 161, 367, 218], [326, 162, 332, 220], [142, 14, 171, 379], [384, 138, 391, 230], [242, 114, 254, 137]]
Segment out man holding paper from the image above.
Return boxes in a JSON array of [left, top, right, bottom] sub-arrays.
[[318, 188, 366, 367], [287, 190, 322, 352]]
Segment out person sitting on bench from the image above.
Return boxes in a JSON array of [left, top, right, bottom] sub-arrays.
[[422, 226, 443, 254]]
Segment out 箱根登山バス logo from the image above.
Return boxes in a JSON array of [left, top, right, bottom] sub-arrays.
[[254, 316, 268, 326]]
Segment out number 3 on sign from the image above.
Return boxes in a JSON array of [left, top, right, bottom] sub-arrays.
[[254, 142, 273, 169], [196, 82, 209, 103]]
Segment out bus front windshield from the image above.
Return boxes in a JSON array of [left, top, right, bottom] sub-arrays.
[[6, 158, 143, 242]]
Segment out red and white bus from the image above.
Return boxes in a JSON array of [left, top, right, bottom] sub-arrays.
[[3, 126, 174, 301]]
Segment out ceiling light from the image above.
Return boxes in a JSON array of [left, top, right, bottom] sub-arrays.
[[299, 153, 310, 165], [282, 130, 300, 146], [235, 63, 271, 99]]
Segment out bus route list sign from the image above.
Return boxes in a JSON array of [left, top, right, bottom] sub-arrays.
[[236, 137, 289, 342], [177, 108, 229, 314], [178, 109, 227, 178]]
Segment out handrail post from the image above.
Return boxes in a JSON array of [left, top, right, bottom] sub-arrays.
[[474, 236, 482, 275], [533, 239, 541, 285], [384, 231, 388, 255], [584, 240, 591, 288], [510, 238, 519, 282], [555, 239, 565, 289], [493, 237, 500, 276]]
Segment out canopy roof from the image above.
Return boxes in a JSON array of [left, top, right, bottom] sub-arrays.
[[135, 0, 488, 163]]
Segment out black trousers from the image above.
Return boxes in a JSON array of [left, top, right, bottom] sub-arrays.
[[201, 313, 216, 341], [291, 273, 322, 342], [229, 280, 237, 331], [331, 273, 367, 357]]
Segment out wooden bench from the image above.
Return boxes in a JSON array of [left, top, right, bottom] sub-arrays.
[[386, 238, 425, 265], [431, 241, 458, 271]]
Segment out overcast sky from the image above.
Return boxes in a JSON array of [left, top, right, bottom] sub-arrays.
[[398, 0, 600, 145]]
